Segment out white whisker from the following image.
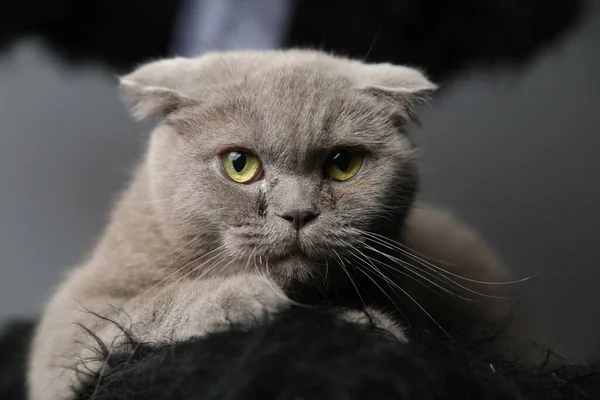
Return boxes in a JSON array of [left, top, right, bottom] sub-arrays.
[[364, 230, 537, 285], [346, 248, 403, 313], [360, 242, 477, 302], [333, 249, 366, 310], [362, 237, 513, 300], [346, 246, 453, 340]]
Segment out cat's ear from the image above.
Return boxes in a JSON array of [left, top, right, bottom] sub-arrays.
[[356, 64, 437, 122], [119, 58, 199, 121]]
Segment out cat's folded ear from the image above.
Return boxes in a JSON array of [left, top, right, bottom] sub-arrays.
[[119, 58, 200, 121], [356, 64, 438, 122]]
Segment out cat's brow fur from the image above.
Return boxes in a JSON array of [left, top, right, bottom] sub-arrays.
[[28, 50, 520, 400]]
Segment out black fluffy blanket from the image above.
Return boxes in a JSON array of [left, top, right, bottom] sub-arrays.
[[1, 309, 598, 400]]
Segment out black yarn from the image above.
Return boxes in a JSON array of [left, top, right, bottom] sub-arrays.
[[70, 308, 600, 400], [2, 309, 597, 400]]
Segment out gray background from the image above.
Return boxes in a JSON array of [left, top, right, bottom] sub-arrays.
[[1, 6, 598, 359]]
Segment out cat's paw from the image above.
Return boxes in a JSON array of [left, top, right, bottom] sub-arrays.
[[338, 307, 407, 342], [186, 274, 291, 336]]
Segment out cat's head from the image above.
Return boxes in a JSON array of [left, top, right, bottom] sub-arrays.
[[120, 50, 436, 282]]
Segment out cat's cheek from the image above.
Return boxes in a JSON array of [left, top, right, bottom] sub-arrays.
[[329, 176, 379, 209], [197, 178, 261, 221]]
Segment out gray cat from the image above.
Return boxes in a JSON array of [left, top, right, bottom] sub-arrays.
[[28, 50, 519, 400]]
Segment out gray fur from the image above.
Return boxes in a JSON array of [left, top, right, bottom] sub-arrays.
[[28, 50, 516, 400]]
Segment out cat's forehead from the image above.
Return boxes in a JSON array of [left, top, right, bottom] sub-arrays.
[[245, 68, 371, 138], [184, 71, 396, 167], [204, 57, 365, 115]]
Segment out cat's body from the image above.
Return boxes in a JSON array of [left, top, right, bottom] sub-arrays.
[[29, 50, 520, 400]]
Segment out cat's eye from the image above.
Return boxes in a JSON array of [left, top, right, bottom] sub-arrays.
[[221, 150, 262, 183], [324, 149, 363, 181]]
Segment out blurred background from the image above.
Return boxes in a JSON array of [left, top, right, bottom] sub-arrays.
[[0, 0, 598, 359]]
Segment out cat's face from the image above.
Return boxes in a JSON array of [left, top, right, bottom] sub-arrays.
[[122, 50, 435, 281]]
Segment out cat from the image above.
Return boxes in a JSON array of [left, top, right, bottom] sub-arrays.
[[28, 49, 520, 400]]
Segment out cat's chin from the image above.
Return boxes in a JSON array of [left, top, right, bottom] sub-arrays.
[[261, 253, 325, 285]]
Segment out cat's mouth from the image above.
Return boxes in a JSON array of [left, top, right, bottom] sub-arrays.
[[268, 240, 305, 261], [255, 235, 325, 264], [269, 237, 343, 266]]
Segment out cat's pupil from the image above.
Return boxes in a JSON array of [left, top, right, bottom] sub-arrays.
[[229, 152, 247, 172], [332, 151, 351, 171]]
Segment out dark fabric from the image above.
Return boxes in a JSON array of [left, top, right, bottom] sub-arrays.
[[0, 321, 34, 400], [1, 310, 598, 400], [0, 0, 585, 81], [287, 0, 586, 82], [0, 0, 179, 71]]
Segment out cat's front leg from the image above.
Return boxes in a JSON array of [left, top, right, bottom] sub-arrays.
[[339, 307, 408, 342], [28, 273, 291, 400], [135, 273, 292, 342]]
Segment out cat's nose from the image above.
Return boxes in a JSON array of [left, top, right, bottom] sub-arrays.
[[278, 210, 319, 231]]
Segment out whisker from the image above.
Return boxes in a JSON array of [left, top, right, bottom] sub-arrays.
[[363, 28, 382, 62], [345, 247, 453, 340], [346, 248, 404, 313], [140, 244, 227, 303], [260, 258, 299, 307], [333, 249, 366, 310], [358, 243, 476, 302], [136, 246, 228, 317], [359, 240, 474, 298], [363, 231, 537, 285], [362, 238, 514, 300], [219, 54, 244, 96], [323, 257, 330, 291]]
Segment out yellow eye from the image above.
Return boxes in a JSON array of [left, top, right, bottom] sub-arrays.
[[324, 150, 363, 181], [221, 150, 262, 183]]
